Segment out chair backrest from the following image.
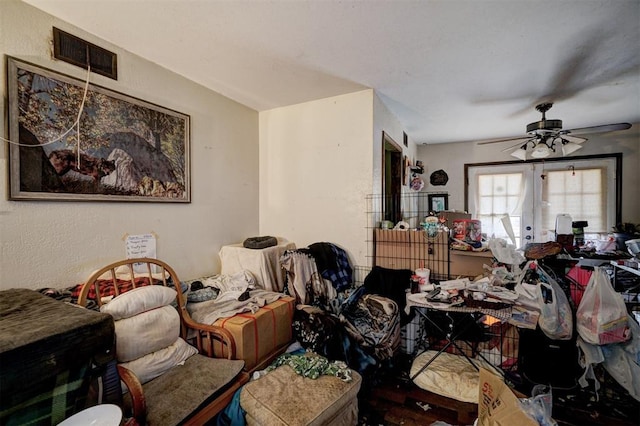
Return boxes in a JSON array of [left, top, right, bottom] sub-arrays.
[[76, 258, 236, 359], [77, 258, 189, 339]]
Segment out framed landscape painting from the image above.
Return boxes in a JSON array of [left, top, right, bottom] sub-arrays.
[[7, 57, 190, 202]]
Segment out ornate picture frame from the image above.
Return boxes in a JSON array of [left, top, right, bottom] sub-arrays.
[[7, 57, 190, 202]]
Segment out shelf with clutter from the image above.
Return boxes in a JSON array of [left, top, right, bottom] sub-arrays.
[[366, 190, 496, 280]]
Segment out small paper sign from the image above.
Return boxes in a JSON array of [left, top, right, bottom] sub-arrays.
[[125, 233, 156, 259], [125, 233, 157, 273]]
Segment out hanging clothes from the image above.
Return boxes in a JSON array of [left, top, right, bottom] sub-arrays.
[[302, 242, 354, 292], [362, 266, 414, 325], [340, 287, 401, 361], [280, 250, 336, 309]]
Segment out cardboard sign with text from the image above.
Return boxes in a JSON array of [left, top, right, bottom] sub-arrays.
[[478, 368, 537, 426]]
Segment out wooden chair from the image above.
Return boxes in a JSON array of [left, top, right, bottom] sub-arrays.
[[77, 258, 249, 425]]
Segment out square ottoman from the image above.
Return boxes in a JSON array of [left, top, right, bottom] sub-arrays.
[[240, 365, 362, 426], [210, 296, 295, 371]]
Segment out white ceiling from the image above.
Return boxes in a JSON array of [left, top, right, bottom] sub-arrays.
[[23, 0, 640, 145]]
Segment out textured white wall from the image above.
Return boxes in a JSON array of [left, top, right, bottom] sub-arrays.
[[417, 127, 640, 223], [372, 93, 419, 196], [259, 89, 417, 268], [0, 0, 259, 289], [259, 90, 374, 266]]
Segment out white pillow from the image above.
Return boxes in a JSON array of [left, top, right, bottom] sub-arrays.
[[120, 337, 198, 385], [101, 286, 177, 320], [115, 305, 180, 362], [410, 350, 499, 403]]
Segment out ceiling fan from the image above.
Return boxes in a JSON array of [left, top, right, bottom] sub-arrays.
[[477, 103, 632, 160]]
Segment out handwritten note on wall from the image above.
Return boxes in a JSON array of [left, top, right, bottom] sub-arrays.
[[125, 233, 157, 273], [125, 233, 157, 259]]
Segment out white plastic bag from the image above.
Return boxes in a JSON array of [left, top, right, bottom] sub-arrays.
[[577, 314, 640, 402], [576, 267, 630, 345], [537, 276, 573, 340], [519, 384, 558, 426], [514, 261, 542, 310], [515, 261, 572, 340], [601, 313, 640, 401]]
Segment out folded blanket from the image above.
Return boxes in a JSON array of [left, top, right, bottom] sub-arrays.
[[187, 289, 283, 325], [205, 270, 257, 293]]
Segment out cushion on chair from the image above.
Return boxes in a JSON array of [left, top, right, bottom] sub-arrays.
[[100, 286, 177, 320], [106, 285, 194, 384], [119, 337, 197, 384], [240, 365, 362, 426], [114, 305, 180, 362], [142, 354, 245, 426]]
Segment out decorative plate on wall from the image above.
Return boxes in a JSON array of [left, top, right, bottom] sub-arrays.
[[430, 169, 449, 186], [410, 175, 425, 191]]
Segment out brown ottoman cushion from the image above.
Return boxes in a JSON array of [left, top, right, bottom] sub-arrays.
[[190, 296, 295, 371], [240, 365, 362, 426]]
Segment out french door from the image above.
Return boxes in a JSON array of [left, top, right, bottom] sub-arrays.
[[467, 157, 618, 248]]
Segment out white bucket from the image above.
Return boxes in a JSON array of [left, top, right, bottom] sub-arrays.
[[415, 268, 433, 291], [555, 214, 573, 235], [415, 268, 430, 279]]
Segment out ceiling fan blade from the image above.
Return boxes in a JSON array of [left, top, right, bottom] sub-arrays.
[[476, 136, 531, 145], [566, 123, 632, 136], [501, 141, 529, 153], [558, 134, 588, 144]]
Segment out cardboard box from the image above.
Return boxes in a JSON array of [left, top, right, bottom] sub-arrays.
[[478, 368, 538, 426], [450, 250, 494, 278], [212, 296, 295, 371], [374, 229, 449, 273], [374, 229, 413, 270]]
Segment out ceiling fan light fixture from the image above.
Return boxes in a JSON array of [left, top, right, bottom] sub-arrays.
[[530, 142, 552, 158], [562, 141, 583, 156], [510, 148, 528, 160]]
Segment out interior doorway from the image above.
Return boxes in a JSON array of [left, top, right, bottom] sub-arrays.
[[382, 132, 402, 223]]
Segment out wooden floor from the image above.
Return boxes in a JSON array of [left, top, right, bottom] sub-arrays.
[[358, 378, 474, 426], [357, 355, 476, 426], [357, 354, 640, 426], [357, 373, 634, 426]]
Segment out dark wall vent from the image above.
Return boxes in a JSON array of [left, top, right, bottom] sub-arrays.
[[53, 27, 118, 80]]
